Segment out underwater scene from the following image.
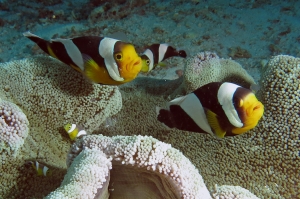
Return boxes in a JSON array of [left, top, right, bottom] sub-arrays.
[[0, 0, 299, 198]]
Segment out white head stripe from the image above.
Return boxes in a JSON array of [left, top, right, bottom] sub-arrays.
[[51, 38, 84, 70], [99, 37, 124, 81], [43, 166, 49, 176], [168, 93, 214, 135], [68, 124, 77, 133], [217, 82, 243, 127], [77, 130, 87, 138], [35, 161, 39, 170], [158, 44, 168, 62], [143, 49, 154, 72]]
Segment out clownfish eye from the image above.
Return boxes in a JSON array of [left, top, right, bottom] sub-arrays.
[[65, 124, 71, 130], [146, 59, 150, 65], [239, 99, 243, 107], [115, 53, 122, 61], [233, 97, 243, 107]]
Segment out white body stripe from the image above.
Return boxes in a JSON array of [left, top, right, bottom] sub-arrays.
[[51, 38, 84, 70], [43, 166, 49, 176], [77, 130, 87, 137], [35, 161, 39, 170], [217, 82, 243, 127], [68, 124, 77, 133], [143, 49, 154, 71], [99, 37, 124, 81], [168, 93, 214, 135], [158, 44, 168, 62]]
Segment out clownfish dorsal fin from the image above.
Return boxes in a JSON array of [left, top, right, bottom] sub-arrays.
[[206, 109, 226, 138], [82, 54, 101, 83]]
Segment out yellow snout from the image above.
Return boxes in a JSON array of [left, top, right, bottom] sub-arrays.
[[232, 94, 264, 134]]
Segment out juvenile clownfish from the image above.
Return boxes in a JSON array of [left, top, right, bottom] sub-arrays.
[[27, 161, 51, 176], [64, 123, 87, 141], [156, 82, 264, 138], [141, 43, 187, 72], [23, 31, 142, 85]]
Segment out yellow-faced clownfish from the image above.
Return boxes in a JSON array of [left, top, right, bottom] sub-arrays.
[[23, 31, 142, 85], [64, 123, 87, 141], [27, 161, 51, 176], [156, 82, 264, 138], [141, 43, 187, 72]]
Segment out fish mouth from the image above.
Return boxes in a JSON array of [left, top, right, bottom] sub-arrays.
[[134, 59, 141, 66], [126, 57, 142, 71], [132, 56, 141, 67], [247, 102, 264, 116], [253, 104, 261, 111]]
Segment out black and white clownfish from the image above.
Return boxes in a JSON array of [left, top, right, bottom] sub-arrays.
[[156, 82, 264, 138], [27, 161, 51, 176], [141, 43, 187, 72], [23, 31, 142, 85], [64, 123, 87, 141]]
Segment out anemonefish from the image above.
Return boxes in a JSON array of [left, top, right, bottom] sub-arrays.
[[141, 43, 187, 72], [156, 82, 264, 138], [64, 123, 87, 141], [27, 161, 51, 176], [23, 31, 142, 85]]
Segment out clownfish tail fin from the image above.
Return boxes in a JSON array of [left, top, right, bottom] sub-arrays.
[[156, 106, 173, 129]]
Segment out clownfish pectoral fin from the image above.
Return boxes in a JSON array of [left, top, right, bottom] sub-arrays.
[[82, 54, 102, 83], [157, 62, 167, 67], [206, 109, 226, 138]]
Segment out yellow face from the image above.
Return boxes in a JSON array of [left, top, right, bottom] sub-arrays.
[[232, 93, 264, 134], [140, 57, 151, 72], [64, 123, 72, 132], [114, 43, 142, 82], [64, 123, 78, 140]]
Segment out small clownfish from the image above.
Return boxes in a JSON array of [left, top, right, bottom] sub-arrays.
[[23, 31, 142, 85], [156, 82, 264, 138], [64, 123, 87, 141], [141, 43, 187, 72], [27, 161, 51, 176]]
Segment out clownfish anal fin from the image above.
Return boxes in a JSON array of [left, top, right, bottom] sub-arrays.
[[206, 109, 226, 138]]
